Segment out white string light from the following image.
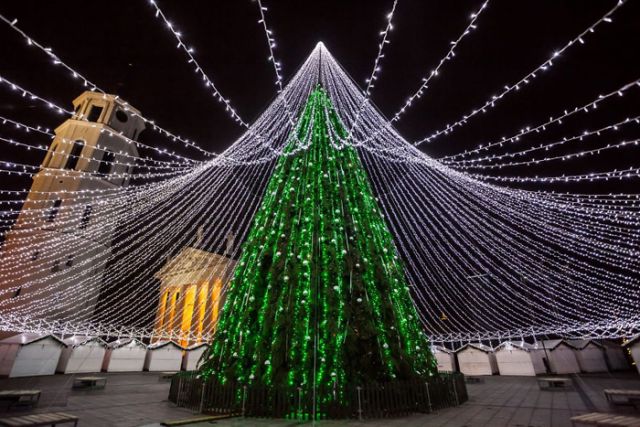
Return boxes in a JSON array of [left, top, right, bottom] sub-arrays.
[[411, 0, 628, 146], [0, 13, 216, 157], [0, 12, 637, 346]]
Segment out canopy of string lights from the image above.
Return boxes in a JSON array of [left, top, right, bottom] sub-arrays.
[[0, 0, 638, 346]]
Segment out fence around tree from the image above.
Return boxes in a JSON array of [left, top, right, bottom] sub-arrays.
[[168, 371, 467, 420]]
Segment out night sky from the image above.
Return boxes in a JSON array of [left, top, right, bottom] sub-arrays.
[[0, 0, 639, 193]]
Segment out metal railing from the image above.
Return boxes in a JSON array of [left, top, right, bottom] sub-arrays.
[[169, 371, 467, 420]]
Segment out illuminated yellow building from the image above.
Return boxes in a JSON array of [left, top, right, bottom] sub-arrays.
[[153, 244, 236, 347]]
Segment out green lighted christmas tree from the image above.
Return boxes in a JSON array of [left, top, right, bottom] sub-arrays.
[[200, 86, 436, 398]]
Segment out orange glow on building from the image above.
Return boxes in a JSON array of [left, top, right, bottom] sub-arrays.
[[153, 247, 235, 347]]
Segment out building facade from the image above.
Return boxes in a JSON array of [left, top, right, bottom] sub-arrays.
[[0, 92, 145, 323], [153, 243, 236, 347]]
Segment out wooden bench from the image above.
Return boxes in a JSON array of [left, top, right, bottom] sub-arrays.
[[72, 376, 107, 390], [571, 412, 640, 426], [537, 377, 572, 390], [0, 412, 78, 426], [604, 389, 640, 407], [0, 390, 41, 410]]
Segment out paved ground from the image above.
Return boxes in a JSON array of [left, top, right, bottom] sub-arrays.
[[0, 372, 192, 427], [1, 372, 639, 426]]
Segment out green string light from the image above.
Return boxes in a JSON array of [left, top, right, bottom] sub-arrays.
[[200, 86, 437, 407]]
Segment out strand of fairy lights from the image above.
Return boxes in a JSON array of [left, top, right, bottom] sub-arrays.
[[146, 0, 249, 128], [326, 54, 640, 186], [392, 0, 489, 123], [0, 104, 294, 320], [1, 61, 324, 336], [443, 78, 640, 161], [372, 152, 632, 326], [345, 0, 398, 141], [411, 0, 628, 147], [255, 0, 285, 93], [0, 113, 197, 167], [382, 158, 636, 334], [0, 75, 202, 164], [445, 115, 640, 166], [0, 135, 193, 174], [252, 0, 320, 151], [0, 13, 215, 157], [450, 137, 640, 171], [1, 162, 238, 308], [7, 155, 272, 330], [0, 31, 638, 342], [318, 51, 636, 328], [328, 61, 636, 342], [350, 0, 490, 146]]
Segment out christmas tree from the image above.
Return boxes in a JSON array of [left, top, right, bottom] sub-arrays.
[[200, 86, 436, 405]]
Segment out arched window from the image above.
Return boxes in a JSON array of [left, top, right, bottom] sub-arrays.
[[46, 199, 62, 223], [80, 205, 92, 229], [87, 105, 103, 122], [97, 150, 115, 175], [65, 140, 84, 170]]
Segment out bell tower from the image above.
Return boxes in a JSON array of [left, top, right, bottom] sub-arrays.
[[0, 92, 145, 325]]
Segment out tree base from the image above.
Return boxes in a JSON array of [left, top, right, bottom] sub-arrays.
[[169, 372, 467, 420]]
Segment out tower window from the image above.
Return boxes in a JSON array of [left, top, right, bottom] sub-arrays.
[[97, 150, 115, 175], [51, 260, 61, 273], [46, 199, 62, 222], [31, 251, 39, 261], [87, 105, 103, 122], [66, 255, 74, 267], [12, 287, 21, 298], [64, 140, 85, 170], [115, 109, 128, 123], [80, 205, 92, 229]]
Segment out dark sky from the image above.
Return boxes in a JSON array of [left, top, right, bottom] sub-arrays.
[[0, 0, 639, 188]]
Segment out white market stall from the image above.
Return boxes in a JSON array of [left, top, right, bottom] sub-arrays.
[[144, 341, 185, 372], [455, 343, 498, 376], [536, 340, 580, 374], [0, 333, 66, 377], [56, 336, 107, 374], [566, 340, 607, 373], [495, 341, 546, 376], [433, 346, 456, 372], [182, 343, 208, 371], [600, 340, 629, 371], [623, 336, 640, 375], [102, 338, 147, 372]]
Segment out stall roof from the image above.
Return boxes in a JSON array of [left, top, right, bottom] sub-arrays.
[[106, 338, 147, 349], [495, 341, 535, 351], [62, 336, 107, 348], [535, 339, 569, 350], [0, 333, 66, 346], [455, 343, 494, 353], [185, 343, 209, 351], [147, 340, 186, 351], [565, 339, 602, 350]]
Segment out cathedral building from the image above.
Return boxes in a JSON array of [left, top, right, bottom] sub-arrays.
[[0, 92, 145, 322], [153, 232, 236, 347]]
